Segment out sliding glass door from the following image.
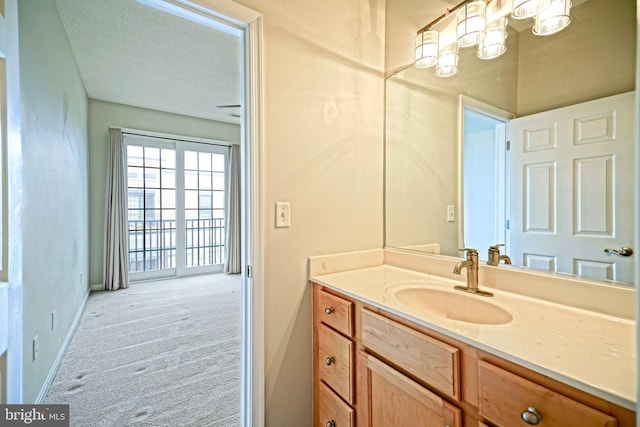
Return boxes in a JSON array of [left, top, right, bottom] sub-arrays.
[[125, 134, 228, 280], [183, 147, 227, 271]]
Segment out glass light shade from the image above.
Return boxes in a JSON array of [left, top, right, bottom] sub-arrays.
[[414, 30, 439, 68], [435, 45, 459, 78], [512, 0, 552, 19], [477, 17, 508, 60], [456, 1, 487, 48], [533, 0, 572, 36]]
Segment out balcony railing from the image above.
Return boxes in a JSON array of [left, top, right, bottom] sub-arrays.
[[128, 218, 225, 272]]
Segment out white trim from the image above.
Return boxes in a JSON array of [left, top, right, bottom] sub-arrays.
[[35, 289, 89, 403], [635, 9, 639, 418], [174, 2, 264, 426], [118, 126, 236, 147], [243, 14, 265, 427], [5, 0, 22, 403], [136, 0, 244, 37]]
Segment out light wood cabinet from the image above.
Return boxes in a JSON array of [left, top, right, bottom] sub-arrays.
[[315, 289, 353, 336], [361, 309, 460, 401], [314, 287, 356, 427], [478, 360, 617, 427], [317, 324, 354, 404], [318, 381, 354, 427], [364, 354, 461, 427], [312, 283, 636, 427]]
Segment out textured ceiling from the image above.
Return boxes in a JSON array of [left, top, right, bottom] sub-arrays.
[[54, 0, 241, 124]]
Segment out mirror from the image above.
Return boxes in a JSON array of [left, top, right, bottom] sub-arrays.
[[385, 0, 636, 285]]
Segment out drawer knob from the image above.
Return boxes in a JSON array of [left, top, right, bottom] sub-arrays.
[[521, 407, 542, 425], [325, 356, 335, 366], [324, 307, 335, 315], [325, 421, 336, 427]]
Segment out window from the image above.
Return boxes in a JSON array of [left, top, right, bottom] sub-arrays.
[[184, 150, 226, 268], [127, 145, 176, 273], [125, 134, 228, 279]]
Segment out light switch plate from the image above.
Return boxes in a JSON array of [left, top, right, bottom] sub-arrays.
[[447, 205, 455, 222], [276, 202, 291, 228]]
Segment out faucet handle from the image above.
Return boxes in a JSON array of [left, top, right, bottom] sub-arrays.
[[459, 248, 478, 256], [489, 243, 505, 252]]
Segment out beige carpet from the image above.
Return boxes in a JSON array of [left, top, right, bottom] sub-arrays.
[[45, 274, 241, 427]]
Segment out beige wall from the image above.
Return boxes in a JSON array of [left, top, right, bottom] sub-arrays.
[[234, 0, 385, 424], [517, 0, 636, 116], [385, 0, 442, 74]]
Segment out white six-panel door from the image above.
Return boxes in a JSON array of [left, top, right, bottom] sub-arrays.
[[509, 91, 635, 283]]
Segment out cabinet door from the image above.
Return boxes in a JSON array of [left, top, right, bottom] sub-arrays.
[[364, 354, 461, 427]]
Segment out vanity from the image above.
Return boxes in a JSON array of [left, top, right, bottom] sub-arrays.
[[310, 249, 636, 427], [321, 1, 639, 425]]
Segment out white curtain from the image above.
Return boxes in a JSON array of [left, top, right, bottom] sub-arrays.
[[103, 128, 130, 290], [224, 144, 241, 274]]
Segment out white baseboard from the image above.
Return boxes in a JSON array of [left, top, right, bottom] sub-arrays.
[[35, 290, 89, 404], [90, 283, 103, 292]]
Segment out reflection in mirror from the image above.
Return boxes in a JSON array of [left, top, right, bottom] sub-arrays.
[[461, 97, 512, 258], [385, 0, 636, 286]]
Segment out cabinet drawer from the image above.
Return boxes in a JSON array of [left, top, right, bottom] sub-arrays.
[[318, 324, 354, 404], [361, 309, 460, 400], [318, 382, 354, 427], [316, 289, 353, 337], [365, 354, 461, 427], [478, 360, 617, 427]]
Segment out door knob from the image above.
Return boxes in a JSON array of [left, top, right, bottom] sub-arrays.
[[604, 246, 633, 257]]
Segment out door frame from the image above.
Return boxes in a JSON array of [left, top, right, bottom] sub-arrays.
[[457, 95, 514, 254], [151, 1, 265, 425], [5, 0, 23, 404]]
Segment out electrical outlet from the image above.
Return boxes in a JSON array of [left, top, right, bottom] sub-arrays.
[[32, 335, 39, 361], [51, 311, 56, 331]]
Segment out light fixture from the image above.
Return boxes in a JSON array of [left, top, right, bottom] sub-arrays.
[[456, 1, 487, 47], [477, 17, 508, 60], [533, 0, 572, 36], [511, 0, 552, 19], [414, 30, 439, 69], [413, 0, 569, 77], [435, 45, 459, 78]]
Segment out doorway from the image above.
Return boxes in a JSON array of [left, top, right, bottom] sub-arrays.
[[52, 0, 264, 424], [460, 96, 513, 261]]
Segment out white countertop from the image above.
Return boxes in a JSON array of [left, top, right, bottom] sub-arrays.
[[311, 264, 636, 411]]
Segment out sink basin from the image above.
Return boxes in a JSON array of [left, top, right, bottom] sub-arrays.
[[387, 284, 513, 325]]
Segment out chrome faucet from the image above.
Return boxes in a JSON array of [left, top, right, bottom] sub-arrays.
[[487, 244, 512, 266], [453, 248, 493, 297]]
